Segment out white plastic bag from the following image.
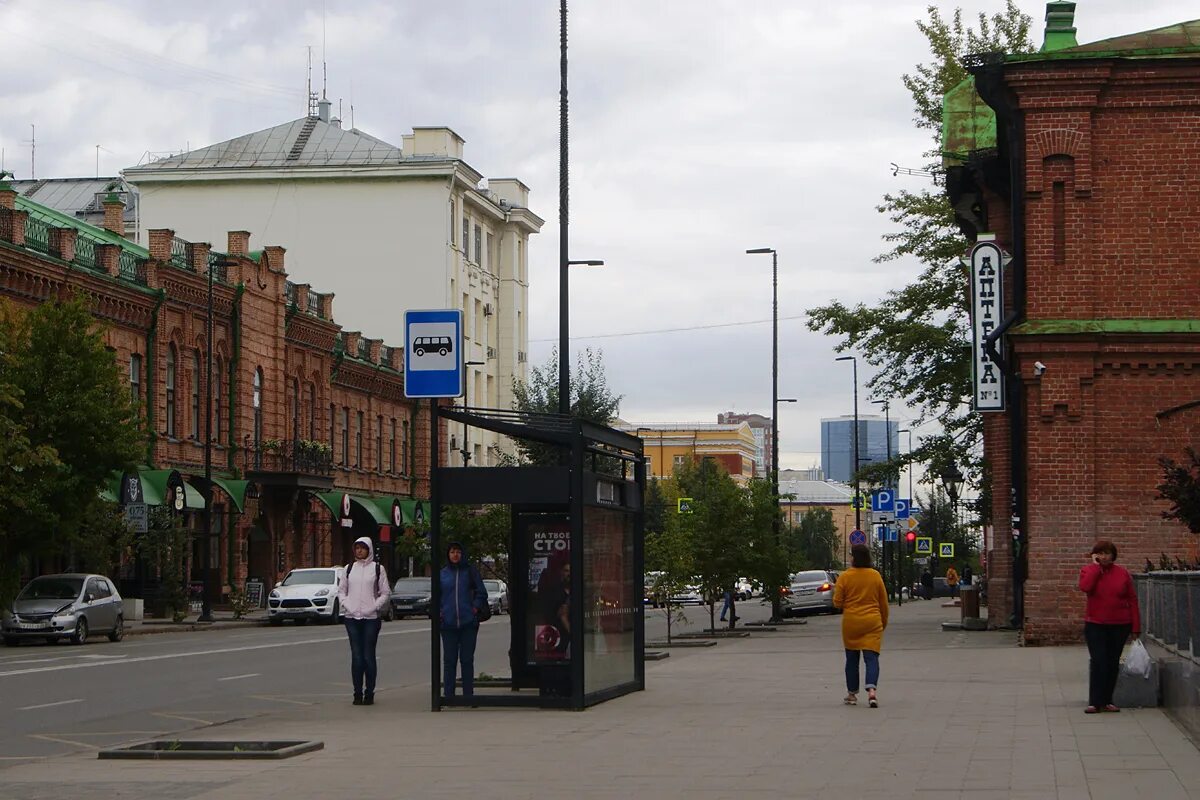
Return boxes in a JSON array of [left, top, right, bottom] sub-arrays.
[[1123, 639, 1152, 679]]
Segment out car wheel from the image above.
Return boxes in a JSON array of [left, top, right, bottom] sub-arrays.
[[108, 616, 124, 642], [70, 617, 88, 645], [3, 636, 17, 647], [330, 601, 340, 624]]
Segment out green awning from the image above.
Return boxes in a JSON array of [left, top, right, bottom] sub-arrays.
[[312, 491, 389, 525], [207, 477, 250, 513], [397, 499, 427, 526]]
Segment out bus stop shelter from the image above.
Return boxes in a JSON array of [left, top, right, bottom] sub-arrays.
[[430, 405, 645, 710]]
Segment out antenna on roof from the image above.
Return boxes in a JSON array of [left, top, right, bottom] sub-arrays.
[[24, 124, 35, 181], [321, 0, 328, 99]]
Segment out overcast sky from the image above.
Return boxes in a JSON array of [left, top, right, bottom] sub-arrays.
[[0, 0, 1188, 471]]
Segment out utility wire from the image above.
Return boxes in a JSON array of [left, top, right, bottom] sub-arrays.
[[530, 314, 808, 343]]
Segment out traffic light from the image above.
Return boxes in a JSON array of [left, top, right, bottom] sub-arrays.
[[906, 531, 916, 544]]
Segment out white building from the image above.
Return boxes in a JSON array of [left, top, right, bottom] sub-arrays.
[[123, 100, 543, 465]]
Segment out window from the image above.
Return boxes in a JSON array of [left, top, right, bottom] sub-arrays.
[[191, 350, 201, 440], [292, 378, 300, 439], [389, 418, 396, 473], [214, 356, 222, 441], [402, 419, 409, 474], [474, 224, 481, 266], [376, 415, 383, 472], [356, 410, 364, 467], [673, 455, 686, 467], [517, 239, 523, 281], [307, 384, 316, 441], [165, 344, 177, 438], [486, 232, 494, 270], [463, 217, 470, 260], [341, 407, 349, 465], [130, 353, 141, 403], [450, 199, 456, 245], [329, 403, 336, 448], [252, 368, 263, 445]]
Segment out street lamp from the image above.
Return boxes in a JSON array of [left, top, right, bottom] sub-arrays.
[[746, 246, 783, 621], [898, 428, 915, 607], [835, 356, 860, 533], [940, 461, 965, 544], [870, 398, 892, 597]]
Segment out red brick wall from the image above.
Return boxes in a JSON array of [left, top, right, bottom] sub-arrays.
[[986, 58, 1200, 644]]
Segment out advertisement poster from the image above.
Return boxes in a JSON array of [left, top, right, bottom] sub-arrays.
[[526, 516, 571, 665]]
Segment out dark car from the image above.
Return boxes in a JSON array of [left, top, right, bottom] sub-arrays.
[[390, 577, 432, 618], [913, 577, 956, 599], [2, 574, 125, 646]]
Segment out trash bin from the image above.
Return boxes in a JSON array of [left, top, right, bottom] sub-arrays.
[[960, 585, 980, 619]]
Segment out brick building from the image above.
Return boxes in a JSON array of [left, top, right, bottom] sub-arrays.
[[0, 176, 435, 607], [945, 4, 1200, 642]]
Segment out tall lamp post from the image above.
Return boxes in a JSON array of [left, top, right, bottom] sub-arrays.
[[939, 462, 964, 570], [898, 428, 914, 605], [746, 247, 783, 620], [870, 398, 892, 597], [835, 356, 860, 536]]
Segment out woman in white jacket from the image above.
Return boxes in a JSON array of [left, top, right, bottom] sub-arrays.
[[337, 536, 390, 705]]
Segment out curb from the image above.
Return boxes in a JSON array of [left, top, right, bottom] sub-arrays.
[[124, 619, 270, 637]]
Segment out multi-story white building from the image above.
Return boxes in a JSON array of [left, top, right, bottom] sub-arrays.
[[124, 100, 543, 465]]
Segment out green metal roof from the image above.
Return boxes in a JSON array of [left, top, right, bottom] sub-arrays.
[[1012, 319, 1200, 335], [941, 77, 997, 167], [13, 194, 149, 258], [1011, 19, 1200, 63]]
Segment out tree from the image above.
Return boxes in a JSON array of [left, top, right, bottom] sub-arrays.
[[1157, 448, 1200, 534], [510, 347, 622, 465], [0, 297, 144, 607], [805, 2, 1034, 504], [440, 504, 512, 581], [742, 477, 795, 621], [796, 507, 838, 570]]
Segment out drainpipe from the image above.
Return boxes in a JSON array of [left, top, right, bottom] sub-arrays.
[[145, 289, 166, 465], [973, 59, 1028, 628]]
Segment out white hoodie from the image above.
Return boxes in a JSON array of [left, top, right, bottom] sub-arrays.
[[338, 536, 390, 620]]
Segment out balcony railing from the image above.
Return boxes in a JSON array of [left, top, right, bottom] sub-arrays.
[[247, 439, 334, 477], [73, 234, 97, 269], [1135, 572, 1200, 663], [117, 250, 147, 284], [23, 213, 50, 255], [207, 250, 229, 284], [170, 236, 193, 272], [306, 291, 324, 318], [356, 338, 370, 360]]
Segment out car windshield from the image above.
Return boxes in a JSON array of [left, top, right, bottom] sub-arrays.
[[19, 577, 84, 600], [281, 570, 336, 586], [792, 571, 830, 584], [393, 578, 431, 591], [483, 581, 502, 592]]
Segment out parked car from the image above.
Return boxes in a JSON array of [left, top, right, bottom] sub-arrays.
[[668, 584, 706, 605], [2, 573, 124, 646], [390, 577, 432, 618], [782, 570, 839, 616], [267, 567, 344, 625], [644, 572, 667, 607], [483, 580, 508, 615], [735, 577, 754, 601], [912, 577, 955, 599]]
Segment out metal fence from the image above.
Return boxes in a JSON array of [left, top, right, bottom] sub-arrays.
[[1134, 572, 1200, 663], [72, 234, 97, 269], [170, 236, 193, 271], [22, 212, 50, 254], [117, 249, 147, 284]]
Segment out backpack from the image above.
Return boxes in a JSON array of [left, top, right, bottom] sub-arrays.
[[345, 561, 391, 623]]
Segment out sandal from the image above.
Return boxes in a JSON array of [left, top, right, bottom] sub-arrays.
[[1103, 704, 1121, 713], [867, 689, 878, 708], [843, 693, 857, 705], [1084, 705, 1101, 714]]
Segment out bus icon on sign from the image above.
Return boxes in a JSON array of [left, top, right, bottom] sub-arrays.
[[413, 336, 453, 357]]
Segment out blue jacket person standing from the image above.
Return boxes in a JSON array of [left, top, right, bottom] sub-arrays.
[[440, 541, 487, 700]]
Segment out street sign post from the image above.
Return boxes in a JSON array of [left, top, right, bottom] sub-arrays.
[[870, 490, 895, 513], [677, 497, 694, 514], [915, 536, 933, 555], [849, 529, 867, 546], [939, 542, 955, 559], [404, 310, 464, 399], [894, 499, 910, 520]]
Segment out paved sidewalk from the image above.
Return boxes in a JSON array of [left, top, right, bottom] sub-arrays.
[[3, 601, 1197, 800], [122, 610, 268, 637]]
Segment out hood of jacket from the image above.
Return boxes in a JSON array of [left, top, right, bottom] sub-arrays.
[[445, 540, 469, 569], [354, 536, 375, 563]]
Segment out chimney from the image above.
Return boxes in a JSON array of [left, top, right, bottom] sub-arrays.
[[227, 230, 251, 256], [101, 186, 125, 237], [0, 170, 16, 210], [318, 98, 332, 123], [1041, 1, 1078, 52], [148, 228, 175, 262]]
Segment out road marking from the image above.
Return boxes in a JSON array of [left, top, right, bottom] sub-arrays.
[[78, 654, 128, 659], [248, 694, 313, 706], [0, 626, 428, 678], [0, 756, 48, 760], [19, 698, 83, 711], [217, 672, 261, 682], [28, 733, 99, 749], [151, 711, 218, 725]]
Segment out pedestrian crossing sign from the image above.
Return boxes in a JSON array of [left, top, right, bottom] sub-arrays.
[[915, 536, 932, 555], [939, 542, 955, 558]]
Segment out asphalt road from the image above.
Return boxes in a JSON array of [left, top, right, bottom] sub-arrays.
[[0, 597, 775, 764]]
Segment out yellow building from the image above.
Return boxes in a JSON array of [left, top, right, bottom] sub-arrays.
[[619, 422, 758, 484]]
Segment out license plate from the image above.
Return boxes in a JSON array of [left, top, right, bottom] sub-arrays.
[[18, 622, 50, 630]]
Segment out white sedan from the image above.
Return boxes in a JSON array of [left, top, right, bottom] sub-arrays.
[[267, 568, 344, 625]]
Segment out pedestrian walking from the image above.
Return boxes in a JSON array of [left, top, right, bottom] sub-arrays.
[[440, 541, 488, 702], [338, 536, 390, 706], [833, 544, 888, 708], [920, 569, 934, 600], [961, 563, 974, 587], [719, 585, 739, 623], [945, 565, 960, 596], [1078, 539, 1141, 714]]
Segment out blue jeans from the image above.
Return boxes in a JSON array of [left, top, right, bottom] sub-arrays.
[[344, 617, 382, 697], [720, 592, 732, 620], [441, 623, 479, 698], [845, 649, 880, 693]]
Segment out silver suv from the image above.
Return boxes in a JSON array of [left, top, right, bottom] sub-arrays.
[[2, 574, 125, 646]]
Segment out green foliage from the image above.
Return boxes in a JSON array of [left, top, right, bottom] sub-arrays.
[[676, 459, 752, 606], [644, 478, 668, 536], [440, 504, 511, 581], [142, 507, 190, 622], [0, 297, 144, 608], [806, 2, 1033, 510], [1157, 448, 1200, 534], [71, 497, 135, 579], [795, 507, 839, 570], [510, 347, 622, 465], [741, 477, 794, 609]]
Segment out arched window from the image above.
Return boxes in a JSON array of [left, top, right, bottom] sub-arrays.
[[165, 344, 177, 438], [307, 384, 316, 441], [253, 368, 264, 445], [292, 378, 300, 439], [376, 414, 383, 472], [402, 419, 409, 474], [191, 349, 201, 440]]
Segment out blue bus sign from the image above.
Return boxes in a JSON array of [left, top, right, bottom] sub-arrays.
[[404, 310, 464, 399]]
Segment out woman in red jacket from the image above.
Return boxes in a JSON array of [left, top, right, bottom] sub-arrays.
[[1077, 540, 1141, 714]]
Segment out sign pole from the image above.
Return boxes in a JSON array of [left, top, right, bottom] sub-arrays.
[[429, 398, 441, 712]]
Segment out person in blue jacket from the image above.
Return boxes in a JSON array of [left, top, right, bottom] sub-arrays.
[[440, 541, 487, 701]]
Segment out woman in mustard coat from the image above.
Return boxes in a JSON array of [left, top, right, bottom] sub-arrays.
[[833, 544, 889, 707]]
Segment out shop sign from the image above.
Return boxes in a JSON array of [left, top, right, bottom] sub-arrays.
[[970, 239, 1006, 411]]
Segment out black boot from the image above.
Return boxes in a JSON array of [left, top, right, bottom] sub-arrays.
[[352, 694, 363, 706], [363, 693, 374, 706]]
